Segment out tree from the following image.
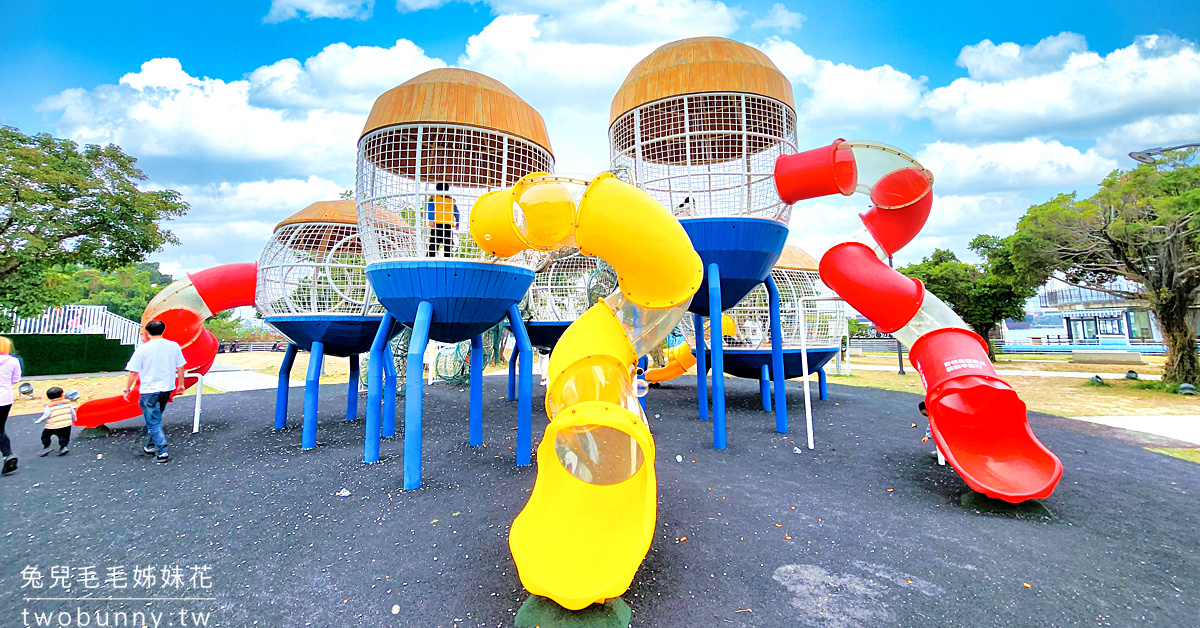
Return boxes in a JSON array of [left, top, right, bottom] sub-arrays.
[[1009, 151, 1200, 384], [900, 235, 1041, 360], [53, 262, 175, 322], [204, 310, 250, 341], [0, 126, 188, 326]]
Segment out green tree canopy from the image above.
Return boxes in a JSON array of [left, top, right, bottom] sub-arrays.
[[899, 235, 1041, 359], [49, 262, 175, 322], [0, 126, 188, 326], [1009, 150, 1200, 384]]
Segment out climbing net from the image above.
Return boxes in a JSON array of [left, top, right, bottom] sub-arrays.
[[610, 92, 797, 222], [356, 123, 553, 268], [256, 221, 382, 317], [679, 269, 847, 350], [523, 251, 619, 322]]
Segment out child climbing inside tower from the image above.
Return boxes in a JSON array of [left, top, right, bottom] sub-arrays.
[[36, 386, 75, 456], [426, 182, 460, 257]]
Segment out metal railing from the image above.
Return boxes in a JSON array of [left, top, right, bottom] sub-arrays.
[[8, 305, 141, 345], [1039, 282, 1143, 308]]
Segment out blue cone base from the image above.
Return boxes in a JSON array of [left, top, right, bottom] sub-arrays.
[[266, 316, 402, 357], [368, 261, 534, 344], [680, 217, 789, 316], [696, 348, 839, 380]]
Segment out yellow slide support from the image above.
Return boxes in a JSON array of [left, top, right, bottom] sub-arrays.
[[644, 342, 696, 383], [472, 173, 702, 610], [643, 315, 737, 383]]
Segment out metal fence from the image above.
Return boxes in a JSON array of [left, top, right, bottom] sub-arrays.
[[8, 305, 141, 345]]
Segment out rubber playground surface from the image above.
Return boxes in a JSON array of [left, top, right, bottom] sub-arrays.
[[1, 377, 1196, 627]]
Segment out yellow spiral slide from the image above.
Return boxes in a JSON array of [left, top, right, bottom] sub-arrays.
[[471, 173, 703, 610]]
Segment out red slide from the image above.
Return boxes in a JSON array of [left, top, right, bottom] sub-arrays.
[[775, 141, 1062, 502], [75, 263, 258, 428]]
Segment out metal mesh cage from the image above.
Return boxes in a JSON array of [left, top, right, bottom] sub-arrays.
[[610, 93, 797, 222], [256, 222, 382, 316], [680, 269, 847, 349], [521, 252, 619, 322], [356, 123, 554, 267]]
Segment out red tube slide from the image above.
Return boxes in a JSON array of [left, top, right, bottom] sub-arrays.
[[777, 140, 1062, 502], [75, 263, 258, 428]]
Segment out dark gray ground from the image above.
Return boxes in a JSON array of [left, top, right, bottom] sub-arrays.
[[1, 376, 1196, 627]]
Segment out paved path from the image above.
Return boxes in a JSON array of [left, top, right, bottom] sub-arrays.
[[202, 368, 303, 392], [2, 378, 1196, 627], [1069, 415, 1200, 446], [849, 363, 1162, 380]]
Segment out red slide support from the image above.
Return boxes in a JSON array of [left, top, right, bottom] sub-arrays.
[[775, 140, 1062, 502], [75, 263, 258, 428]]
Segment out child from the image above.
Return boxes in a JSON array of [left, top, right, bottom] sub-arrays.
[[35, 386, 75, 456], [919, 401, 945, 465]]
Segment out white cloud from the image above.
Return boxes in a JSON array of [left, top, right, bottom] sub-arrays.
[[925, 34, 1200, 142], [39, 43, 448, 184], [396, 0, 448, 11], [1095, 112, 1200, 158], [752, 3, 805, 34], [249, 39, 445, 112], [457, 15, 661, 173], [758, 37, 926, 131], [916, 139, 1117, 195], [151, 176, 348, 273], [264, 0, 374, 23], [532, 0, 740, 45], [957, 32, 1088, 81]]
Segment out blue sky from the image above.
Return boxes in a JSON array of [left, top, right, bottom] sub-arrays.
[[3, 0, 1198, 276]]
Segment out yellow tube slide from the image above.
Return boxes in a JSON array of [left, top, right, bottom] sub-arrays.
[[644, 342, 696, 383], [471, 173, 702, 609], [643, 315, 736, 383]]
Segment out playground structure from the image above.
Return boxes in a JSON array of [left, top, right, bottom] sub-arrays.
[[255, 200, 400, 449], [356, 68, 549, 486], [775, 139, 1063, 501], [510, 251, 618, 394], [610, 37, 795, 448], [667, 245, 848, 404], [75, 263, 258, 429], [74, 35, 1073, 620], [472, 172, 702, 610]]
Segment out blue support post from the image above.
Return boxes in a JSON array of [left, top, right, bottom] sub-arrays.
[[364, 312, 394, 464], [470, 334, 484, 446], [302, 340, 325, 450], [637, 355, 648, 412], [708, 263, 726, 450], [765, 275, 789, 433], [819, 367, 828, 401], [274, 343, 298, 429], [693, 313, 708, 421], [404, 302, 433, 490], [346, 353, 360, 422], [507, 305, 534, 466], [507, 342, 519, 401], [760, 363, 772, 412], [382, 342, 397, 437]]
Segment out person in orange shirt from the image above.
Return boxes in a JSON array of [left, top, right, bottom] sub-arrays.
[[426, 182, 460, 257]]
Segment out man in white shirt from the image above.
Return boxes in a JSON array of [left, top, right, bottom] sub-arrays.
[[123, 320, 187, 463]]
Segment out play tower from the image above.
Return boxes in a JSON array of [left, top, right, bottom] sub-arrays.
[[673, 245, 847, 402], [609, 37, 796, 446], [356, 68, 551, 488], [255, 200, 401, 450]]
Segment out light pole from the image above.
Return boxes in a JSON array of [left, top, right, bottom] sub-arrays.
[[1129, 143, 1200, 164]]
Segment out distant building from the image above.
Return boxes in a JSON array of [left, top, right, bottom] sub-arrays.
[[1037, 279, 1162, 345]]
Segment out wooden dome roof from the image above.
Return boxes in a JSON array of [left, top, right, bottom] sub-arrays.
[[775, 245, 819, 271], [361, 68, 553, 155], [610, 37, 795, 124], [275, 200, 358, 231]]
